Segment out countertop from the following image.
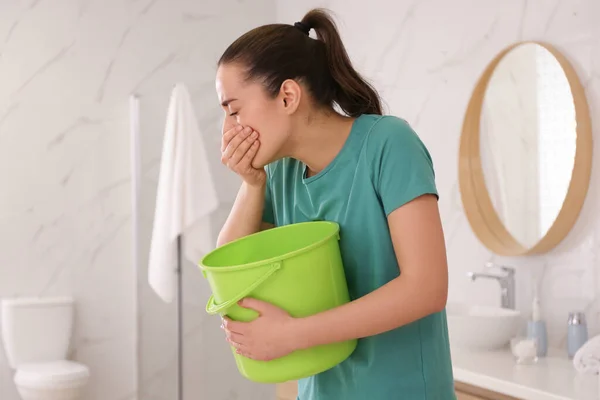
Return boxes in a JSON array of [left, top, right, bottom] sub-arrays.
[[452, 348, 599, 400]]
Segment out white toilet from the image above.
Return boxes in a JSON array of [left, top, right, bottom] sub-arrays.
[[1, 296, 90, 400]]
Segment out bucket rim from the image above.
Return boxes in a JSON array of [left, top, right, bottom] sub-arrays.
[[199, 221, 340, 272]]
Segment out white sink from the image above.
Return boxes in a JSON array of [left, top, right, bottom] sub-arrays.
[[446, 302, 522, 351]]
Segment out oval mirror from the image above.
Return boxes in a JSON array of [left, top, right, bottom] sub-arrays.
[[459, 42, 592, 256]]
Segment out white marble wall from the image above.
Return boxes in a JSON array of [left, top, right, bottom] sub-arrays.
[[277, 0, 600, 349], [1, 1, 598, 399], [0, 0, 274, 399]]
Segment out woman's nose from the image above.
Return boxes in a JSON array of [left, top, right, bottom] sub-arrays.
[[222, 119, 240, 134]]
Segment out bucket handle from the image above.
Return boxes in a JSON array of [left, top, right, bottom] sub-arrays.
[[205, 262, 282, 315]]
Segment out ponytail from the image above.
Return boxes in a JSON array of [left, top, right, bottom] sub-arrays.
[[300, 9, 382, 117], [219, 8, 383, 118]]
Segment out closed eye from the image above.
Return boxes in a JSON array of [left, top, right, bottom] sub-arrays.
[[229, 112, 238, 117]]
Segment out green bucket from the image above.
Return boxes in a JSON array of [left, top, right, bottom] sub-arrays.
[[199, 221, 357, 383]]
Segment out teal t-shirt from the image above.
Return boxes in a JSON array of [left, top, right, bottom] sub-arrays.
[[263, 114, 455, 400]]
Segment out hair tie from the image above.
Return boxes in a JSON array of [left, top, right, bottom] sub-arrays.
[[294, 22, 311, 36]]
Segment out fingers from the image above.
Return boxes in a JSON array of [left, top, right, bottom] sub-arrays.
[[241, 141, 260, 169], [230, 342, 250, 357], [238, 298, 275, 315], [221, 318, 253, 358], [221, 127, 260, 172], [229, 130, 258, 165], [220, 316, 273, 361], [226, 338, 256, 360], [222, 317, 244, 334], [235, 348, 255, 359], [224, 329, 244, 344], [227, 337, 245, 351], [221, 118, 238, 138], [222, 126, 252, 160], [221, 125, 244, 152]]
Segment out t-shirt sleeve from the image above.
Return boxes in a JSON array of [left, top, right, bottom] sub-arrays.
[[262, 166, 276, 225], [367, 116, 438, 216]]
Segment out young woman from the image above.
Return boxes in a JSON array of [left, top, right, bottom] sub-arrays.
[[215, 8, 455, 400]]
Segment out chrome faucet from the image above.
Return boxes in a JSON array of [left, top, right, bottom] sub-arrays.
[[467, 262, 516, 309]]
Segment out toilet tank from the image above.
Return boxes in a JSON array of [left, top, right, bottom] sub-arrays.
[[1, 297, 74, 368]]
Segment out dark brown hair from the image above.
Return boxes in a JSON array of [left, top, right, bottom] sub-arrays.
[[218, 9, 382, 118]]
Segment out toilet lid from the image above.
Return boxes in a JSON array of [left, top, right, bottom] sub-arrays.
[[15, 360, 90, 389]]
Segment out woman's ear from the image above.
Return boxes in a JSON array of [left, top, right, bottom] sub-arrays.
[[279, 79, 302, 114]]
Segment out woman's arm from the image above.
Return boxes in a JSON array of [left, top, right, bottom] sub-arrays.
[[216, 124, 274, 247], [217, 182, 272, 247], [291, 194, 448, 349], [222, 194, 448, 360]]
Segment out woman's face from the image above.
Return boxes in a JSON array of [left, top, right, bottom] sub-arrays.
[[216, 63, 292, 168]]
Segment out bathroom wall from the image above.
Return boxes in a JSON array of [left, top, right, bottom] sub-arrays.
[[277, 0, 599, 349], [0, 1, 274, 399], [0, 1, 597, 399]]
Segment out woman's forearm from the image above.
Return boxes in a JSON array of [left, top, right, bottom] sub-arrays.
[[217, 182, 266, 247], [290, 196, 449, 350], [291, 274, 447, 350]]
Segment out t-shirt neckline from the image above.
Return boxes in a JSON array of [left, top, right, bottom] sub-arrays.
[[302, 115, 364, 185]]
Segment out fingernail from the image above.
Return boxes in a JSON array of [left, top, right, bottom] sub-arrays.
[[244, 127, 252, 133], [236, 125, 243, 132], [251, 131, 258, 139]]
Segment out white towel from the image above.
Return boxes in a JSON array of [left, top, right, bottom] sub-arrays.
[[573, 335, 600, 374], [148, 83, 219, 303]]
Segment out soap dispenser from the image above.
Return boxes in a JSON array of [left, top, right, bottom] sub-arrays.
[[567, 311, 588, 358], [526, 286, 548, 357]]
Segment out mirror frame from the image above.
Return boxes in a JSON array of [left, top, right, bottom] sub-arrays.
[[459, 41, 593, 256]]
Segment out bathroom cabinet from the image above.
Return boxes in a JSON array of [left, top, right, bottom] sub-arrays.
[[275, 381, 518, 400], [454, 382, 518, 400]]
